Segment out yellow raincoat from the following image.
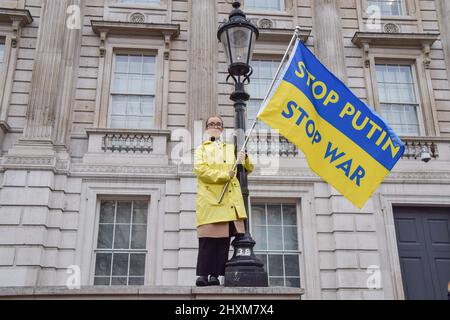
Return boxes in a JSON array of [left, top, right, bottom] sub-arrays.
[[194, 140, 254, 227]]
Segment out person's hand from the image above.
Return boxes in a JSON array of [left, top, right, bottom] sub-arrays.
[[237, 151, 246, 163], [229, 170, 235, 179]]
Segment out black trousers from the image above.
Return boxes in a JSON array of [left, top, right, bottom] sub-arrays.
[[196, 237, 230, 277]]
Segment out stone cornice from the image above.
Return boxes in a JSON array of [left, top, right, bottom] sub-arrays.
[[86, 128, 172, 138], [91, 20, 180, 39], [70, 164, 178, 176], [352, 32, 440, 47], [352, 32, 440, 68], [0, 8, 33, 25], [0, 8, 33, 47], [258, 28, 311, 43]]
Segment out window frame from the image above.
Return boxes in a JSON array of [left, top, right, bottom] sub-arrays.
[[247, 56, 283, 130], [361, 0, 418, 19], [371, 60, 424, 136], [91, 195, 153, 286], [247, 187, 318, 299], [107, 51, 157, 130], [244, 0, 285, 13], [79, 182, 163, 287], [92, 197, 151, 286], [365, 0, 407, 17], [249, 198, 303, 288], [107, 0, 167, 11], [368, 54, 428, 137], [97, 39, 166, 129]]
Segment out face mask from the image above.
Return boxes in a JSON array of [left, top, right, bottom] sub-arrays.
[[203, 131, 222, 142]]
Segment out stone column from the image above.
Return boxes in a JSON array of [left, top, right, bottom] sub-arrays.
[[23, 0, 80, 145], [312, 0, 348, 82], [438, 0, 450, 87], [187, 0, 218, 132]]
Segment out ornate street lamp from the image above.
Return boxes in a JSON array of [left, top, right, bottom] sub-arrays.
[[218, 1, 268, 287]]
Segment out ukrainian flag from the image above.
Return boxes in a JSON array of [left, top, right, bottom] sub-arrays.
[[257, 40, 405, 208]]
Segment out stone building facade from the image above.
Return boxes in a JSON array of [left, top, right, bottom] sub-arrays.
[[0, 0, 449, 300]]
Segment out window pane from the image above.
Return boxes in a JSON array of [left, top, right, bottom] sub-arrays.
[[129, 253, 146, 276], [112, 253, 129, 276], [133, 201, 148, 224], [100, 201, 115, 223], [267, 204, 282, 225], [143, 56, 156, 74], [268, 254, 283, 277], [129, 55, 142, 74], [128, 74, 142, 94], [127, 96, 141, 115], [111, 95, 127, 115], [116, 202, 132, 223], [113, 73, 127, 92], [95, 253, 112, 276], [368, 0, 403, 16], [140, 117, 154, 129], [282, 204, 297, 226], [246, 0, 281, 10], [269, 277, 284, 286], [131, 224, 147, 249], [283, 226, 298, 251], [97, 224, 114, 249], [114, 224, 131, 249], [111, 277, 127, 285], [268, 226, 283, 250], [255, 254, 268, 272], [251, 204, 266, 225], [284, 255, 300, 277], [94, 277, 110, 285], [142, 75, 155, 94], [115, 54, 128, 73], [128, 277, 145, 285], [285, 277, 301, 288], [110, 116, 126, 128], [253, 226, 267, 251], [141, 97, 154, 116]]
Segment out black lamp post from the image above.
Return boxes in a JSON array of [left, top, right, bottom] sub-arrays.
[[218, 1, 268, 287]]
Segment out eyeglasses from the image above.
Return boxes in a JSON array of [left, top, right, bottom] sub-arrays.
[[206, 122, 223, 129]]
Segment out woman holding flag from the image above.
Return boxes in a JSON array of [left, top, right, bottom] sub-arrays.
[[193, 115, 254, 286]]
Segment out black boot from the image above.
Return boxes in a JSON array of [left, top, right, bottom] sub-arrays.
[[196, 276, 208, 287], [208, 275, 220, 286]]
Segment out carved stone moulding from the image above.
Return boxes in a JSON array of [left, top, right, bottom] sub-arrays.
[[129, 12, 145, 24], [352, 32, 440, 68], [383, 22, 400, 34], [91, 20, 180, 57], [0, 8, 33, 48]]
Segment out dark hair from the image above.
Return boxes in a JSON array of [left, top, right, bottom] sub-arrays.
[[205, 115, 224, 128]]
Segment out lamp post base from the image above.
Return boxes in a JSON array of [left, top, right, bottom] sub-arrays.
[[224, 266, 268, 287], [224, 234, 269, 287]]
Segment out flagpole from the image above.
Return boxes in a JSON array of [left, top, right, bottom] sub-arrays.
[[218, 26, 303, 204]]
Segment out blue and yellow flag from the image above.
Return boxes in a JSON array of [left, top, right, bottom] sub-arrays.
[[257, 40, 405, 208]]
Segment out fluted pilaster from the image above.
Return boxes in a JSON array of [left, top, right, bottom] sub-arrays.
[[312, 0, 347, 82], [187, 0, 218, 131], [23, 0, 80, 143], [438, 0, 450, 87]]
